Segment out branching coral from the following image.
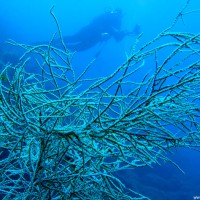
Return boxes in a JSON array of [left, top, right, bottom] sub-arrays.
[[0, 0, 200, 199]]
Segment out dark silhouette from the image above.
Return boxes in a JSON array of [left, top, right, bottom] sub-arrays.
[[52, 9, 141, 52], [0, 9, 141, 69]]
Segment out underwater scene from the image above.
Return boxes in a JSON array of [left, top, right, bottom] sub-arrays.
[[0, 0, 200, 199]]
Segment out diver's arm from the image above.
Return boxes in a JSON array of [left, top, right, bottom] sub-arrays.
[[112, 28, 126, 42]]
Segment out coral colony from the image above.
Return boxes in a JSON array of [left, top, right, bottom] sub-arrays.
[[0, 1, 200, 199]]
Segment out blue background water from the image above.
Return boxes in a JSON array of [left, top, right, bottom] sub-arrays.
[[0, 0, 200, 199]]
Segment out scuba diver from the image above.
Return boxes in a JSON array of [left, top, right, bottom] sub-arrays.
[[51, 9, 141, 52], [0, 9, 141, 69]]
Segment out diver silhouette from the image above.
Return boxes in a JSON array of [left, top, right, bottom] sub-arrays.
[[52, 9, 141, 52], [0, 9, 141, 69]]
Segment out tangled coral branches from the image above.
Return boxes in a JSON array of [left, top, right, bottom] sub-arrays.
[[0, 1, 200, 199]]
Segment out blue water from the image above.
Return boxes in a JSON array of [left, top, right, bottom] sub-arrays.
[[1, 0, 200, 199]]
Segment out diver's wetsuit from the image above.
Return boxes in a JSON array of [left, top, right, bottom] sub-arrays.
[[0, 9, 140, 68], [54, 9, 127, 51]]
